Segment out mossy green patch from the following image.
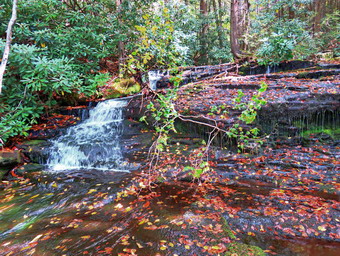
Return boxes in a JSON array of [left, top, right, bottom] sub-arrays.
[[105, 78, 141, 99], [225, 242, 265, 256], [222, 217, 236, 239], [21, 140, 47, 146], [301, 127, 340, 139]]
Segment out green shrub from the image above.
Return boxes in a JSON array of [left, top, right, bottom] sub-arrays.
[[0, 0, 119, 145], [249, 0, 317, 65], [317, 11, 340, 56], [0, 106, 42, 146], [0, 41, 106, 146], [255, 19, 316, 65]]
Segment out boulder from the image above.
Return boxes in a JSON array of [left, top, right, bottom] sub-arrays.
[[0, 150, 22, 167], [15, 163, 44, 175], [16, 140, 51, 163], [0, 167, 9, 180]]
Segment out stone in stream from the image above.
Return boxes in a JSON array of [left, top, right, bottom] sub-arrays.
[[16, 140, 51, 164], [0, 150, 23, 180], [15, 163, 45, 175], [0, 150, 22, 167], [0, 167, 8, 180]]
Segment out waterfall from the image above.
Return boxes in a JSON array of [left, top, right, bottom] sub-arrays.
[[47, 99, 128, 171], [148, 70, 167, 90], [266, 65, 278, 74]]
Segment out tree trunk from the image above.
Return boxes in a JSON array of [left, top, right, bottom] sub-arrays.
[[198, 0, 209, 64], [230, 0, 250, 60], [0, 0, 18, 94], [313, 0, 324, 33], [312, 0, 339, 34], [116, 0, 125, 74], [213, 0, 224, 48]]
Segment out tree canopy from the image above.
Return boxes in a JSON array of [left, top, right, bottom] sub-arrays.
[[0, 0, 339, 145]]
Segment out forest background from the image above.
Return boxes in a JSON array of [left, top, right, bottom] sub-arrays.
[[0, 0, 339, 146]]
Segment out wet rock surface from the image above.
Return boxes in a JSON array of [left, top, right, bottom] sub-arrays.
[[16, 140, 52, 164], [120, 119, 154, 169], [0, 150, 22, 167], [125, 62, 340, 255], [239, 60, 315, 75], [175, 68, 339, 121], [142, 134, 339, 255]]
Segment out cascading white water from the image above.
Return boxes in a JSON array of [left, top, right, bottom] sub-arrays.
[[148, 70, 168, 90], [47, 99, 128, 171]]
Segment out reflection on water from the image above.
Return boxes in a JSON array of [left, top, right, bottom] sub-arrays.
[[0, 170, 206, 255], [1, 170, 339, 256]]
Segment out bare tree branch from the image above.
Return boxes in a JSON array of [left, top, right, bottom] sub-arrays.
[[0, 0, 18, 94]]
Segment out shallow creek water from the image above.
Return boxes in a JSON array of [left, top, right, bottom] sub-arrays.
[[1, 171, 339, 256], [0, 99, 339, 255]]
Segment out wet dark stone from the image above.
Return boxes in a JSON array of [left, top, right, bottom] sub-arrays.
[[156, 77, 172, 88], [28, 127, 68, 140], [16, 140, 51, 164], [318, 63, 340, 69], [14, 163, 45, 175], [296, 69, 340, 79], [0, 167, 9, 180], [0, 150, 22, 167], [58, 107, 90, 121], [240, 60, 315, 75]]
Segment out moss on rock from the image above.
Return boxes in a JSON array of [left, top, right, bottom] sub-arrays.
[[104, 78, 141, 99], [225, 242, 265, 256]]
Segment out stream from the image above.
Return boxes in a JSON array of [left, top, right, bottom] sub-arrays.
[[0, 98, 339, 255]]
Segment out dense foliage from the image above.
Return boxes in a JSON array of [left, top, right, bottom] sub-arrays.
[[248, 0, 339, 65], [0, 0, 338, 145], [0, 0, 116, 145]]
